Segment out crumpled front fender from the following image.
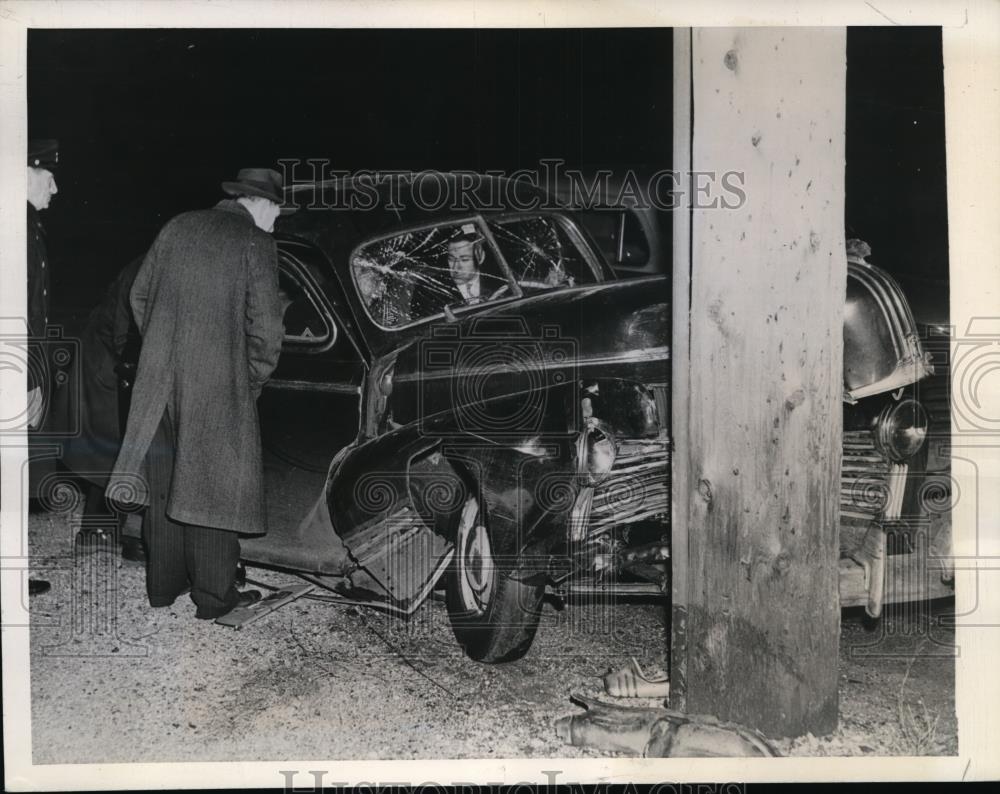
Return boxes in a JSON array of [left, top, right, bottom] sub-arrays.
[[448, 437, 579, 568]]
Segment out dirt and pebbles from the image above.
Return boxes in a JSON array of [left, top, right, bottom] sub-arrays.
[[25, 506, 956, 764]]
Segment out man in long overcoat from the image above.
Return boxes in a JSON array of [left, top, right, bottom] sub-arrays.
[[106, 168, 287, 619]]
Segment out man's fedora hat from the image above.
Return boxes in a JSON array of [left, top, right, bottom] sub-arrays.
[[222, 167, 295, 213], [28, 139, 59, 170]]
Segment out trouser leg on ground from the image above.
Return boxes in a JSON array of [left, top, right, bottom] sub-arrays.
[[185, 524, 241, 619], [143, 411, 189, 606]]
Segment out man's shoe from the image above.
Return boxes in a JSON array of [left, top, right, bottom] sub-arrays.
[[195, 589, 262, 620], [28, 579, 51, 596], [234, 589, 262, 609]]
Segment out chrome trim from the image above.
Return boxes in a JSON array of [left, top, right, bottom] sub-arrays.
[[885, 462, 908, 520], [265, 379, 361, 394], [392, 345, 670, 387], [570, 486, 595, 542]]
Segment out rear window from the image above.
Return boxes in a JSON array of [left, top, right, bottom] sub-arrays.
[[578, 209, 650, 268]]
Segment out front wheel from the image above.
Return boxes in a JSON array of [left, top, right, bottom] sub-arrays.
[[446, 496, 544, 663]]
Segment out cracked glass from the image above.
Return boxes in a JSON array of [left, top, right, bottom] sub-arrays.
[[352, 215, 597, 329]]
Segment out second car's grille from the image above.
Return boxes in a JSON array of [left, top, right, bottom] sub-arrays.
[[840, 429, 907, 555], [841, 430, 891, 525]]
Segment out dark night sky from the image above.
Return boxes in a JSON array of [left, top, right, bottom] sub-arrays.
[[28, 27, 947, 324], [28, 27, 673, 308], [845, 26, 949, 320]]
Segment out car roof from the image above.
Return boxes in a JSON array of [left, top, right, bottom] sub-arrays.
[[273, 171, 616, 358], [278, 171, 558, 245]]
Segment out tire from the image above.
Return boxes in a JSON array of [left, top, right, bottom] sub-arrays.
[[446, 495, 544, 663]]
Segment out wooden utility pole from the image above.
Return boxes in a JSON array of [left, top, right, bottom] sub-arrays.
[[670, 28, 846, 737]]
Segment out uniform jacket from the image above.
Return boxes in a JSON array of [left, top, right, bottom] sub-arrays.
[[27, 203, 54, 498], [106, 200, 284, 534], [26, 204, 50, 385]]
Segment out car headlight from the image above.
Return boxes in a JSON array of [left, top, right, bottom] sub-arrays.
[[580, 424, 617, 484], [873, 398, 929, 463]]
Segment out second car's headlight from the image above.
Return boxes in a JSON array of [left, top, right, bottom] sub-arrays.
[[873, 398, 929, 463]]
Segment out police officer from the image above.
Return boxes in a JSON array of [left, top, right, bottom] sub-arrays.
[[26, 138, 60, 596], [27, 140, 58, 344]]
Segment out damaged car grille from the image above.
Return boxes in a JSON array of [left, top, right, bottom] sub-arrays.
[[589, 440, 670, 530], [581, 429, 904, 553]]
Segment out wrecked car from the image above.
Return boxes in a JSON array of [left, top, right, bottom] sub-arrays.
[[242, 172, 669, 662], [115, 172, 948, 663]]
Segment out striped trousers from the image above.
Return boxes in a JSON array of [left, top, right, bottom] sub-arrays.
[[143, 410, 241, 619]]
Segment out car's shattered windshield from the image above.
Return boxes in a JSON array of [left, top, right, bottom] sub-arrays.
[[351, 215, 597, 329]]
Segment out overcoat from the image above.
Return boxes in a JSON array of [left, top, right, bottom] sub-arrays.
[[50, 257, 142, 488], [106, 200, 284, 534]]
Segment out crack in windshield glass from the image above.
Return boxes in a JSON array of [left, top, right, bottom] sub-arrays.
[[352, 216, 595, 329]]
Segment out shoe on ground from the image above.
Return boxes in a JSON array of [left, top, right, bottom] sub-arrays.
[[603, 657, 670, 698], [29, 579, 51, 596], [196, 589, 262, 621]]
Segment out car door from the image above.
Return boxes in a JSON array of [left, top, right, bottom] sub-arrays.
[[240, 243, 366, 573]]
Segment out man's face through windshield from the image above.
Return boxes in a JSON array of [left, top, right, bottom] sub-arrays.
[[447, 239, 483, 286], [350, 215, 598, 329]]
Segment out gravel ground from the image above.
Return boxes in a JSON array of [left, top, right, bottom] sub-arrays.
[[27, 505, 956, 762]]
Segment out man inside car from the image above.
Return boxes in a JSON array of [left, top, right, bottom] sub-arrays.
[[447, 225, 572, 302], [446, 231, 488, 304], [408, 228, 501, 318]]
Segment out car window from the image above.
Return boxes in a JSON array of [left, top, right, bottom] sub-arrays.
[[278, 262, 334, 346], [351, 214, 598, 330], [490, 215, 598, 289], [578, 209, 650, 268], [351, 219, 509, 329]]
